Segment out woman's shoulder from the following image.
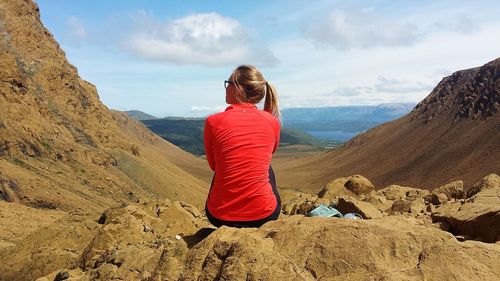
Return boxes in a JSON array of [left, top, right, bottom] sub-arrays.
[[257, 110, 281, 129]]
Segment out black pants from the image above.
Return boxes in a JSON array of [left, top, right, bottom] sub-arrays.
[[205, 166, 281, 228]]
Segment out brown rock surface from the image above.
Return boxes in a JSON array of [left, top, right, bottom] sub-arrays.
[[336, 196, 383, 219], [466, 173, 500, 198], [0, 200, 209, 281], [27, 216, 500, 281], [344, 175, 374, 195], [431, 180, 465, 200], [431, 175, 500, 242], [317, 177, 354, 200]]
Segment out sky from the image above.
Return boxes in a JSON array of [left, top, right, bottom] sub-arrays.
[[35, 0, 500, 117]]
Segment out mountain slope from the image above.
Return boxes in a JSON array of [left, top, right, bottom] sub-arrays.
[[275, 58, 500, 191], [124, 110, 158, 120], [0, 0, 209, 211]]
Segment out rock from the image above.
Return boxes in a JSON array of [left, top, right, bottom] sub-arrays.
[[426, 192, 449, 205], [336, 196, 383, 219], [432, 186, 500, 243], [176, 216, 500, 281], [376, 184, 429, 201], [433, 221, 450, 231], [317, 177, 353, 200], [344, 175, 374, 195], [466, 173, 500, 198], [432, 180, 465, 200], [54, 271, 69, 281], [390, 200, 412, 214], [364, 194, 391, 212], [280, 190, 320, 215]]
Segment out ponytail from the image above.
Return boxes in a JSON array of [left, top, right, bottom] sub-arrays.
[[264, 82, 281, 122]]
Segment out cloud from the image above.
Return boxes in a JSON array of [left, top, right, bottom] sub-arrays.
[[67, 16, 87, 39], [431, 15, 481, 35], [321, 86, 372, 97], [282, 75, 434, 108], [374, 76, 434, 94], [125, 12, 278, 66], [303, 9, 419, 50], [190, 105, 225, 112]]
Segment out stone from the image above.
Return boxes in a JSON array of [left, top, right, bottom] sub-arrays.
[[466, 173, 500, 198], [432, 180, 465, 200], [426, 193, 449, 205], [317, 177, 353, 200], [390, 200, 412, 214], [344, 175, 374, 195], [431, 187, 500, 243], [54, 271, 69, 281], [336, 196, 383, 219]]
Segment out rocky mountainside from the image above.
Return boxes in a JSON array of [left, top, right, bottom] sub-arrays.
[[0, 0, 210, 214], [275, 58, 500, 191]]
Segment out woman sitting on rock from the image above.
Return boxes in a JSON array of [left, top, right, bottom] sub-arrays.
[[204, 65, 281, 228]]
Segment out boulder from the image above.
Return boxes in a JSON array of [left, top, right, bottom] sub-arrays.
[[390, 199, 412, 214], [280, 190, 320, 215], [336, 196, 383, 219], [317, 177, 353, 200], [432, 180, 465, 200], [344, 175, 374, 195], [431, 182, 500, 243], [426, 193, 449, 205], [466, 173, 500, 198], [376, 184, 429, 201], [177, 216, 500, 281]]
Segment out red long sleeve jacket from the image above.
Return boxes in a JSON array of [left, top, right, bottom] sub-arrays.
[[204, 102, 280, 221]]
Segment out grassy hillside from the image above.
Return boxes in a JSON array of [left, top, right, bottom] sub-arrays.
[[137, 116, 327, 155]]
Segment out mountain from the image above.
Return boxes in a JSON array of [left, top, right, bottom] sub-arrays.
[[123, 110, 158, 120], [0, 0, 210, 214], [275, 58, 500, 191], [126, 115, 327, 155], [281, 103, 415, 134]]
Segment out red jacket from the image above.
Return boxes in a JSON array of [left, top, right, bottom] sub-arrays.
[[204, 102, 280, 221]]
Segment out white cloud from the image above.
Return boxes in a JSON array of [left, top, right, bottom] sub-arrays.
[[125, 12, 278, 66], [431, 15, 481, 35], [374, 76, 434, 93], [303, 9, 419, 50], [67, 16, 87, 39], [190, 105, 225, 112]]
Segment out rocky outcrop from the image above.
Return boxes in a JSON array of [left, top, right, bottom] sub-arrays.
[[36, 216, 500, 281], [431, 175, 500, 242], [466, 173, 500, 198], [430, 180, 465, 200], [0, 200, 209, 281]]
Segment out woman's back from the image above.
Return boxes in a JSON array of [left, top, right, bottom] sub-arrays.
[[204, 102, 280, 221], [204, 64, 281, 227]]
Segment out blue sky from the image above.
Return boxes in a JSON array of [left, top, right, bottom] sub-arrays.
[[36, 0, 500, 117]]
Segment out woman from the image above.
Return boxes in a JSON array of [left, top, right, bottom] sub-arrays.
[[204, 65, 281, 228]]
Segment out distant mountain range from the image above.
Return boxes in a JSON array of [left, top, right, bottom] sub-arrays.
[[281, 103, 415, 132], [124, 110, 158, 120]]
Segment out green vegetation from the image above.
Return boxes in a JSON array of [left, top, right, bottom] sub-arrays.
[[140, 117, 328, 155]]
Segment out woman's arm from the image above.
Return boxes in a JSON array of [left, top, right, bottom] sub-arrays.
[[204, 119, 216, 171], [272, 120, 281, 154]]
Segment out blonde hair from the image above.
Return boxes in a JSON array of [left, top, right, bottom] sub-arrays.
[[230, 65, 281, 120]]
